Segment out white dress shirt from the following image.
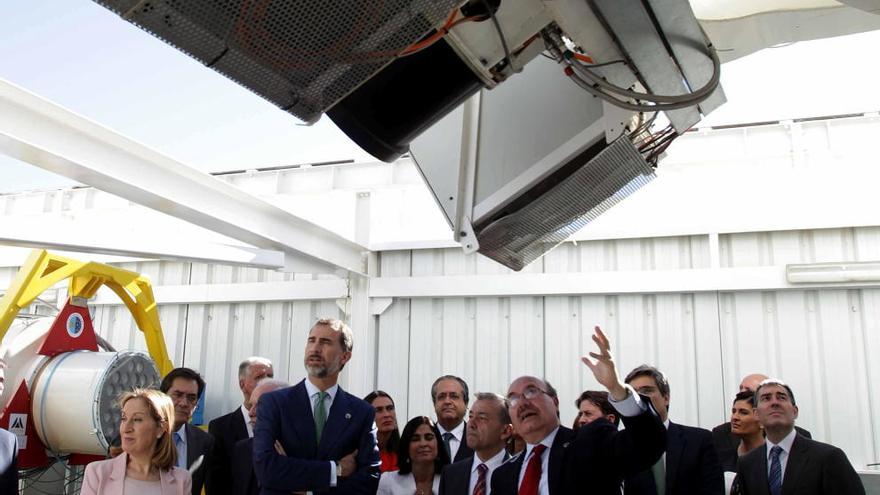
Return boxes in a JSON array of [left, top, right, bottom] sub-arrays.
[[469, 449, 507, 495], [303, 379, 340, 486], [438, 421, 466, 460], [765, 428, 797, 484]]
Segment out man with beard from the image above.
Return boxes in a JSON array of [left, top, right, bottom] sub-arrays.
[[253, 318, 381, 494]]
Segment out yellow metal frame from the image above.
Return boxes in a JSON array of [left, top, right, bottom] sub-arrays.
[[0, 249, 173, 375]]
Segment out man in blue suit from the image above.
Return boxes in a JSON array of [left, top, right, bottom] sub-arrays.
[[254, 318, 380, 494]]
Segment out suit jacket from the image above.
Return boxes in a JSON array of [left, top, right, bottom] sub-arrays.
[[624, 422, 723, 495], [439, 451, 509, 495], [490, 406, 666, 495], [232, 437, 260, 495], [0, 429, 17, 494], [208, 407, 250, 495], [80, 453, 192, 495], [451, 423, 475, 463], [253, 379, 381, 494], [735, 434, 865, 495], [712, 422, 811, 472], [185, 422, 216, 495]]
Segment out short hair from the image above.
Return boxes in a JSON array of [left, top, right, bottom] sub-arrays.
[[474, 392, 511, 424], [575, 390, 619, 427], [431, 375, 470, 405], [624, 365, 670, 398], [111, 389, 177, 470], [754, 379, 797, 407], [397, 416, 450, 475], [238, 356, 273, 380], [313, 318, 353, 352], [363, 390, 400, 454], [733, 390, 755, 406], [160, 367, 206, 399]]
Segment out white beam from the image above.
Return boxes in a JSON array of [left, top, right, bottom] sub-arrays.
[[91, 279, 348, 305], [0, 79, 367, 275], [0, 216, 284, 270], [369, 266, 880, 298]]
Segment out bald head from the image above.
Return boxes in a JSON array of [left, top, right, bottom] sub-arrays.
[[248, 378, 288, 424], [739, 373, 769, 393]]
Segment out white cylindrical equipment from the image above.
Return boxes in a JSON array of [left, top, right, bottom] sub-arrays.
[[31, 350, 159, 455]]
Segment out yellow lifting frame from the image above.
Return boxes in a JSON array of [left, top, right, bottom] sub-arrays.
[[0, 249, 173, 375]]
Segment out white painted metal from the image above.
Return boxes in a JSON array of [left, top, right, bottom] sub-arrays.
[[0, 79, 366, 275], [0, 214, 284, 269]]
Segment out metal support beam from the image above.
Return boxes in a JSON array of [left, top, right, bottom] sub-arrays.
[[369, 266, 880, 298], [0, 79, 367, 275], [91, 279, 348, 305], [0, 216, 284, 270]]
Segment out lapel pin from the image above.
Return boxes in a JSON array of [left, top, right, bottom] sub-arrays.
[[345, 413, 352, 419], [563, 442, 570, 448]]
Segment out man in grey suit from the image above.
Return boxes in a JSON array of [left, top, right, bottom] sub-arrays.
[[0, 358, 18, 492], [160, 367, 216, 495], [439, 393, 512, 495], [735, 379, 864, 495]]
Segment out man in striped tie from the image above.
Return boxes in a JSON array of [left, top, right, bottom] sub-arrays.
[[489, 326, 666, 495], [439, 392, 513, 495], [734, 379, 864, 495]]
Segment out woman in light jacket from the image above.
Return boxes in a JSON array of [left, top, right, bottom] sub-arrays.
[[377, 416, 450, 495], [82, 388, 191, 495]]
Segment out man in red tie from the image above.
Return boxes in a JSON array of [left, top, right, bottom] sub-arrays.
[[489, 327, 666, 495]]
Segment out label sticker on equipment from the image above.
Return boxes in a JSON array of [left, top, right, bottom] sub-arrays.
[[9, 413, 28, 447], [9, 414, 26, 435], [67, 313, 84, 338]]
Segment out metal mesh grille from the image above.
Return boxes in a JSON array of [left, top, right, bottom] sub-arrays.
[[94, 0, 462, 123], [476, 137, 656, 271], [97, 352, 161, 448]]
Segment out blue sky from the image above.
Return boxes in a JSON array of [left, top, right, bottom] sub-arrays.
[[2, 1, 879, 193]]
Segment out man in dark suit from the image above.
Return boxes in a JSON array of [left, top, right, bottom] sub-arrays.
[[207, 356, 274, 495], [623, 365, 723, 495], [433, 375, 475, 463], [712, 373, 811, 467], [160, 367, 216, 495], [0, 358, 18, 492], [232, 378, 288, 495], [254, 318, 380, 494], [440, 392, 512, 495], [736, 379, 864, 495], [490, 326, 666, 495]]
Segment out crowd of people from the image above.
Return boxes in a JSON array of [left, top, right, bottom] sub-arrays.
[[0, 318, 867, 495]]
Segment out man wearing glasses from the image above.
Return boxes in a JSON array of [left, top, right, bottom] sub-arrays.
[[160, 367, 217, 495], [490, 327, 666, 495]]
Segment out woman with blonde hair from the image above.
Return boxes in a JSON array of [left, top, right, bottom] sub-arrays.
[[81, 388, 192, 494]]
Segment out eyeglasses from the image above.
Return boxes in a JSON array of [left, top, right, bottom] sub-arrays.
[[507, 386, 551, 408], [169, 391, 199, 405]]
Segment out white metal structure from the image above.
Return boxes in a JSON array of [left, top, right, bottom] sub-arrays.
[[2, 114, 880, 475]]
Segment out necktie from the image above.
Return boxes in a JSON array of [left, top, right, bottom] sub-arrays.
[[314, 391, 328, 445], [768, 445, 783, 495], [174, 431, 185, 468], [443, 432, 455, 459], [518, 444, 546, 495], [651, 457, 666, 495], [474, 463, 488, 495]]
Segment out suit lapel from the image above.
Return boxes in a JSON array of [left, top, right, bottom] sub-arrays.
[[547, 426, 573, 495], [233, 408, 249, 440], [185, 423, 199, 468], [752, 444, 771, 495], [664, 423, 684, 494], [318, 387, 354, 458], [292, 381, 319, 457], [781, 435, 809, 495]]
